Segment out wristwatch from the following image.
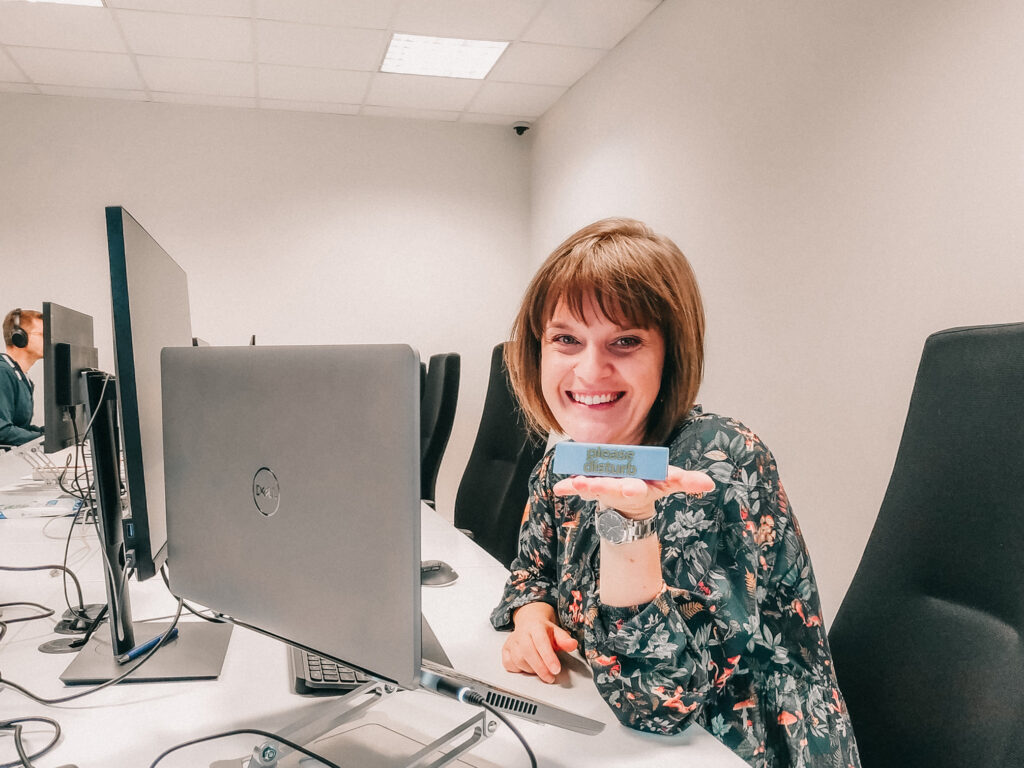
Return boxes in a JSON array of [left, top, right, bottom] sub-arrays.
[[595, 505, 658, 545]]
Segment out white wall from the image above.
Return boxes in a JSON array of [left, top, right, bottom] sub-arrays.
[[0, 93, 531, 515], [528, 0, 1024, 619]]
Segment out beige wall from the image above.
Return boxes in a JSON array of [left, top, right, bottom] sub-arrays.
[[0, 93, 531, 515], [528, 0, 1024, 619]]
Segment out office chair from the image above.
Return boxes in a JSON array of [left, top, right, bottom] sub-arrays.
[[828, 322, 1024, 768], [454, 343, 547, 569], [420, 353, 460, 506]]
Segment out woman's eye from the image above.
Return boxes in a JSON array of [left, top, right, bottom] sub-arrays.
[[613, 336, 641, 348], [552, 334, 578, 345]]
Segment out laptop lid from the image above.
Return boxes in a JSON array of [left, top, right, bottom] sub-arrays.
[[161, 344, 421, 691]]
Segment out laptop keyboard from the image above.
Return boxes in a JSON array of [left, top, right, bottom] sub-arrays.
[[289, 645, 372, 695]]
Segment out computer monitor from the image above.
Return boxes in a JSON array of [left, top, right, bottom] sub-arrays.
[[105, 206, 192, 582], [59, 207, 231, 685], [41, 302, 98, 453]]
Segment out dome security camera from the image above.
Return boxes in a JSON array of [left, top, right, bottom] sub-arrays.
[[512, 121, 531, 136]]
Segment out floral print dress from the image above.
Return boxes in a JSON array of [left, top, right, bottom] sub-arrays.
[[491, 407, 861, 768]]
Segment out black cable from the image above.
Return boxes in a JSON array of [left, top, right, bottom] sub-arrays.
[[0, 566, 84, 616], [147, 728, 345, 768], [462, 692, 538, 768], [66, 603, 107, 651], [0, 600, 183, 705], [158, 566, 225, 623], [0, 603, 55, 625], [0, 716, 61, 768]]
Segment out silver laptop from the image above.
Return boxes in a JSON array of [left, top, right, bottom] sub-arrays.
[[161, 344, 602, 735]]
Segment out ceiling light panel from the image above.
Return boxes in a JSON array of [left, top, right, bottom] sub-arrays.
[[380, 33, 508, 80]]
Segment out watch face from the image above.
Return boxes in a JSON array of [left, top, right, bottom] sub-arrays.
[[596, 507, 627, 544]]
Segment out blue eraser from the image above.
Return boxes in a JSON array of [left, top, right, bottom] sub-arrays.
[[552, 442, 669, 480]]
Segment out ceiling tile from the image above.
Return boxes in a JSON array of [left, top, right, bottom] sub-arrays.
[[460, 111, 524, 126], [137, 55, 256, 97], [106, 0, 252, 17], [365, 72, 481, 112], [258, 64, 370, 103], [255, 0, 399, 30], [390, 0, 544, 41], [151, 92, 257, 109], [116, 11, 253, 61], [0, 82, 38, 94], [0, 51, 27, 82], [256, 20, 387, 71], [9, 48, 142, 90], [489, 42, 605, 87], [38, 84, 147, 101], [522, 0, 660, 49], [261, 98, 360, 115], [361, 105, 459, 122], [0, 4, 124, 52], [469, 81, 564, 119]]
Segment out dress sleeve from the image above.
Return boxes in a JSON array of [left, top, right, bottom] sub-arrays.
[[585, 423, 786, 735], [490, 453, 560, 630]]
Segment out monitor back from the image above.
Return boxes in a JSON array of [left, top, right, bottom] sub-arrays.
[[107, 206, 193, 580], [161, 344, 422, 690]]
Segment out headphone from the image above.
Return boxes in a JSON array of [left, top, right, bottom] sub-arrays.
[[9, 308, 28, 349]]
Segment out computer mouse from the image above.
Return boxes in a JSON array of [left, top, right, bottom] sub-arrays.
[[420, 559, 458, 587]]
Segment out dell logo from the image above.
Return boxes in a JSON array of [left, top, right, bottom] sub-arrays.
[[252, 467, 280, 517]]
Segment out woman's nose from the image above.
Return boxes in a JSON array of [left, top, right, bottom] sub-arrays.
[[573, 345, 611, 382]]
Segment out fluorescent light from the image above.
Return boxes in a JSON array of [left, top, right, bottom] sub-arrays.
[[381, 33, 508, 80]]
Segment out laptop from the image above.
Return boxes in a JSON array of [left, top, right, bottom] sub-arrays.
[[161, 344, 603, 736]]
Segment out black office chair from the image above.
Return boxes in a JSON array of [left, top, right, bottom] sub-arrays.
[[828, 322, 1024, 768], [420, 352, 460, 506], [454, 343, 547, 569]]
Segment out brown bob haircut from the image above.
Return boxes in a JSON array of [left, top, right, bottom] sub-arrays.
[[505, 217, 705, 446]]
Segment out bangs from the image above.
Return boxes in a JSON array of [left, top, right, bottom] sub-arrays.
[[530, 248, 668, 336]]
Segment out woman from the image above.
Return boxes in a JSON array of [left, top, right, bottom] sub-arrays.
[[490, 218, 860, 768]]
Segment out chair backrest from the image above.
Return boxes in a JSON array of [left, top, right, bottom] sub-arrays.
[[419, 353, 460, 504], [828, 322, 1024, 768], [454, 343, 546, 568]]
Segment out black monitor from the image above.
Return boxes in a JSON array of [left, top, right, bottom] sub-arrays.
[[42, 302, 98, 453], [105, 206, 193, 582], [58, 207, 231, 685]]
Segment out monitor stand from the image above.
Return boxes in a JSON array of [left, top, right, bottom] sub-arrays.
[[59, 370, 232, 685], [60, 620, 233, 684]]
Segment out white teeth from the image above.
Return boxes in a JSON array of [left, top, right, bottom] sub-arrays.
[[571, 392, 618, 406]]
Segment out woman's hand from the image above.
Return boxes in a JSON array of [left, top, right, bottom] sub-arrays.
[[552, 465, 715, 519], [501, 602, 578, 684]]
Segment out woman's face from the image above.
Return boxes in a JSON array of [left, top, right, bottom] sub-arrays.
[[540, 295, 665, 446]]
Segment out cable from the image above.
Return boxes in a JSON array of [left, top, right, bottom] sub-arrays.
[[0, 566, 84, 616], [158, 567, 226, 623], [0, 716, 61, 768], [0, 603, 55, 626], [462, 692, 538, 768], [147, 728, 345, 768], [0, 600, 183, 705]]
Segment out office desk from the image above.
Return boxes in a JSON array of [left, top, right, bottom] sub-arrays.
[[0, 496, 746, 768]]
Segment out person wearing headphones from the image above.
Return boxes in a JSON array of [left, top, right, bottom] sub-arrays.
[[1, 308, 45, 447]]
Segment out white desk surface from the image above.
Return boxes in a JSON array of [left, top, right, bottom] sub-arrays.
[[0, 486, 746, 768]]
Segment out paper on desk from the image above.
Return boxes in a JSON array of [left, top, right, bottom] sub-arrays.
[[0, 496, 83, 519]]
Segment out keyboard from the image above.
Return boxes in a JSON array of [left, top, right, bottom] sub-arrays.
[[289, 645, 372, 695]]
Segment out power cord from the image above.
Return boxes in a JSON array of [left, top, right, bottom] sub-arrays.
[[0, 600, 183, 705], [0, 716, 68, 768], [0, 603, 55, 644], [461, 692, 538, 768], [158, 566, 226, 623], [147, 728, 344, 768]]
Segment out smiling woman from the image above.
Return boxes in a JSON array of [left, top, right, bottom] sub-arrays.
[[490, 218, 862, 768]]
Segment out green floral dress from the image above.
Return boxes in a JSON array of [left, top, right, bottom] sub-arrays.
[[490, 407, 861, 768]]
